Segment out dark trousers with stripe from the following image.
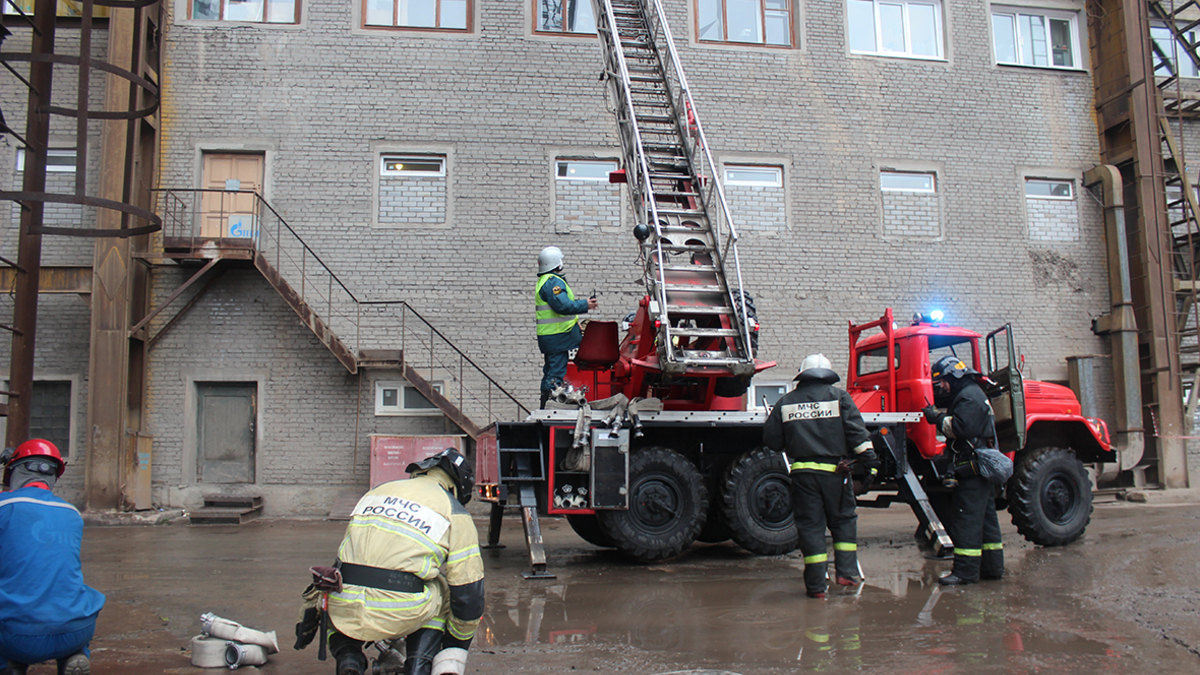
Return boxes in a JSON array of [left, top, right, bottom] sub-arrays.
[[949, 474, 1004, 581], [792, 470, 859, 594]]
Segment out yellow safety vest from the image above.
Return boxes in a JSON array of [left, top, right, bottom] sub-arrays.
[[535, 273, 577, 336]]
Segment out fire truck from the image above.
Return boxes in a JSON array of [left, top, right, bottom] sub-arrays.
[[471, 0, 1113, 577]]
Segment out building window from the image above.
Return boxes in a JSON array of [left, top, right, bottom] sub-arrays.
[[556, 159, 616, 181], [536, 0, 596, 34], [881, 170, 935, 192], [697, 0, 795, 47], [30, 381, 72, 457], [725, 165, 782, 187], [190, 0, 299, 23], [749, 380, 790, 410], [376, 381, 443, 415], [991, 6, 1080, 69], [1152, 24, 1200, 78], [554, 158, 621, 230], [3, 1, 111, 18], [381, 155, 446, 177], [16, 148, 77, 173], [365, 0, 469, 30], [848, 0, 943, 59], [1025, 178, 1072, 200]]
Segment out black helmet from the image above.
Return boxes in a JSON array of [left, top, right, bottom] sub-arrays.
[[931, 355, 978, 381], [407, 448, 474, 505]]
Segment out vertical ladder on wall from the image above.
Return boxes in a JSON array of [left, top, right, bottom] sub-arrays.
[[593, 0, 756, 377], [1147, 0, 1200, 417]]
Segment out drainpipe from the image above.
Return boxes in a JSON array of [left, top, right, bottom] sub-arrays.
[[1084, 165, 1145, 480]]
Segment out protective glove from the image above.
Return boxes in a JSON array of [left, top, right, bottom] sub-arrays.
[[922, 405, 940, 425], [861, 460, 880, 492], [293, 584, 322, 651]]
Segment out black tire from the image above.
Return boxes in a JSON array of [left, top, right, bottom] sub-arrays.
[[1008, 446, 1092, 546], [566, 514, 617, 548], [596, 446, 707, 562], [721, 447, 798, 555]]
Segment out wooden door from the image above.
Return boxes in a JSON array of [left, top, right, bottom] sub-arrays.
[[200, 153, 263, 238], [196, 383, 256, 483]]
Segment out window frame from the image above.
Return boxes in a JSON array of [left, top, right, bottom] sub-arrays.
[[188, 0, 300, 24], [880, 170, 936, 193], [991, 5, 1082, 70], [1, 377, 76, 458], [695, 0, 797, 48], [1024, 178, 1074, 201], [748, 380, 792, 411], [724, 164, 783, 187], [556, 159, 618, 182], [534, 0, 597, 35], [16, 148, 77, 173], [1151, 23, 1200, 79], [375, 380, 445, 416], [380, 154, 446, 178], [848, 0, 945, 60], [362, 0, 472, 32]]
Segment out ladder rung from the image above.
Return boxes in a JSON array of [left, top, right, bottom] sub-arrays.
[[664, 284, 725, 293], [665, 305, 732, 315], [670, 327, 739, 338]]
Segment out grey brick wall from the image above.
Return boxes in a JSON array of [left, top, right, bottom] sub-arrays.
[[555, 179, 621, 229], [1027, 197, 1079, 242], [882, 191, 940, 238], [726, 184, 786, 232], [379, 177, 447, 226]]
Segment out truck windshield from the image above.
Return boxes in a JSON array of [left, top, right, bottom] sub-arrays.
[[928, 335, 976, 370]]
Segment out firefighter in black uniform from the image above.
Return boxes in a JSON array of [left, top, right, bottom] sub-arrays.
[[922, 355, 1004, 586], [764, 354, 880, 599]]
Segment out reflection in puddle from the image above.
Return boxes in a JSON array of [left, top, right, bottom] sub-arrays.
[[479, 575, 1118, 672]]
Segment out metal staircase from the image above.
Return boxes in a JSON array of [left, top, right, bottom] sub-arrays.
[[594, 0, 756, 377]]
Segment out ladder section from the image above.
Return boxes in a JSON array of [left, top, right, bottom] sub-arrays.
[[1148, 0, 1200, 417], [594, 0, 756, 376]]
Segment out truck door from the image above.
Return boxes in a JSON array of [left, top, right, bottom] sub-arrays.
[[986, 324, 1026, 452]]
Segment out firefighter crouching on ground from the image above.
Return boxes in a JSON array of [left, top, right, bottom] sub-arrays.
[[0, 440, 105, 675], [322, 449, 483, 675], [764, 354, 880, 599], [922, 355, 1004, 586], [535, 245, 598, 408]]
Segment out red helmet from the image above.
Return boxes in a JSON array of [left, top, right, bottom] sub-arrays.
[[3, 438, 65, 485]]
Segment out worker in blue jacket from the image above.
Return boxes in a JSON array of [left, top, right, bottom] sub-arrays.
[[0, 439, 105, 675], [535, 246, 598, 407]]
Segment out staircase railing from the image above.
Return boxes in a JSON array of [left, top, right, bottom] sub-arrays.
[[154, 188, 530, 432]]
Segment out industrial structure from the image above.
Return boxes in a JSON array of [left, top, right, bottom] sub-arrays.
[[0, 0, 1196, 516]]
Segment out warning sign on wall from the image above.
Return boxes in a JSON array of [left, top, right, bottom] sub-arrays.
[[369, 435, 466, 489]]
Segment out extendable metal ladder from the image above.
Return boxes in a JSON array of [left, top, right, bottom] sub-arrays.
[[593, 0, 756, 377]]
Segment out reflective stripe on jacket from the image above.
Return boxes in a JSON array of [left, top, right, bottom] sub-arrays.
[[535, 273, 578, 336]]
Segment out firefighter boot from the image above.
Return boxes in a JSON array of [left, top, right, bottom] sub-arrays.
[[403, 627, 444, 675], [59, 652, 90, 675], [335, 650, 367, 675]]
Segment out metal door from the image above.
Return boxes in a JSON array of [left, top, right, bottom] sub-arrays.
[[197, 383, 256, 483], [986, 325, 1026, 453], [199, 153, 263, 238]]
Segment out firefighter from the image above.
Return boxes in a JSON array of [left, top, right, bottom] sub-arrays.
[[764, 354, 880, 599], [324, 448, 484, 675], [535, 245, 598, 408], [922, 355, 1004, 586], [0, 440, 105, 675]]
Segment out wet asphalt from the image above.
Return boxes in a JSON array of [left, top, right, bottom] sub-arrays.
[[28, 499, 1200, 674]]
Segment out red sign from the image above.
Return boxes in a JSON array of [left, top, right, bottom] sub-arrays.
[[369, 435, 465, 489]]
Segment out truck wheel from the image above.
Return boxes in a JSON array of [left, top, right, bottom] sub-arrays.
[[596, 446, 707, 562], [566, 514, 617, 548], [721, 447, 798, 555], [1008, 446, 1092, 546]]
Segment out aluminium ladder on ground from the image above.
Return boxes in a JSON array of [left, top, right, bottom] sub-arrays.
[[593, 0, 757, 377]]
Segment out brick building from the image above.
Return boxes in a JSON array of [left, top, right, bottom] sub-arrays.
[[2, 1, 1195, 514]]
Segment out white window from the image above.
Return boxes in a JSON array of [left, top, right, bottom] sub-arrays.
[[536, 0, 596, 34], [556, 159, 617, 181], [365, 0, 470, 30], [724, 165, 783, 187], [881, 171, 935, 192], [749, 381, 791, 410], [848, 0, 943, 59], [376, 381, 443, 415], [1151, 25, 1200, 78], [381, 155, 445, 177], [190, 0, 298, 23], [1025, 178, 1073, 200], [991, 6, 1081, 69], [16, 148, 77, 173], [697, 0, 796, 47]]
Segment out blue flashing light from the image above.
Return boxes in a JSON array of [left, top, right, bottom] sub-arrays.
[[929, 309, 945, 323]]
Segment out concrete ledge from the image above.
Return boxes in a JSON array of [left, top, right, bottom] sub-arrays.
[[1118, 487, 1200, 505], [82, 509, 186, 526]]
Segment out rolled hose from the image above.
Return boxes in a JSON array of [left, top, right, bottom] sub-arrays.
[[225, 642, 269, 669], [190, 635, 228, 668]]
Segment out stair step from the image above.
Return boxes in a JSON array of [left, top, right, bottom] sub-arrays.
[[189, 506, 262, 525], [202, 494, 262, 509]]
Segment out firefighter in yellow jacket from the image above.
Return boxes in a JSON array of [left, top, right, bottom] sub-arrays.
[[326, 449, 484, 675]]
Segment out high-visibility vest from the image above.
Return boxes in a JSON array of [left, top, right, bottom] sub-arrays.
[[535, 273, 577, 336]]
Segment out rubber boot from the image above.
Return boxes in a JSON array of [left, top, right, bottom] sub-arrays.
[[539, 390, 550, 409], [403, 628, 444, 675], [58, 652, 90, 675], [335, 650, 367, 675]]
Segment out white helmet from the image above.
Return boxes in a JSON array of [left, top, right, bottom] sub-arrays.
[[798, 353, 832, 374], [538, 246, 564, 274]]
